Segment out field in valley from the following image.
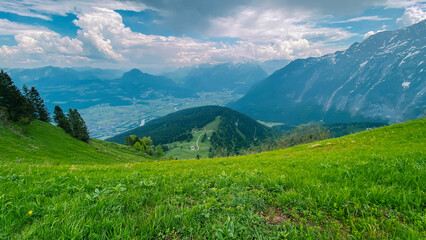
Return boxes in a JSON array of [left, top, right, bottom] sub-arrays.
[[82, 91, 242, 139]]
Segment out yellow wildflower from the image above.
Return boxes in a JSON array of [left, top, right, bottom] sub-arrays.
[[28, 210, 33, 215]]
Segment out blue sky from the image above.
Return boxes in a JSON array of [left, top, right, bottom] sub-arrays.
[[0, 0, 424, 72]]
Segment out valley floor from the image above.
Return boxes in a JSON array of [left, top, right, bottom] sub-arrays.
[[0, 118, 425, 239]]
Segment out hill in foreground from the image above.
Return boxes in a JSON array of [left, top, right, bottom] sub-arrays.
[[1, 118, 424, 239], [107, 106, 273, 157], [0, 120, 150, 164]]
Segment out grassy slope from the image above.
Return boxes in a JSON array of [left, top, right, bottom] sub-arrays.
[[0, 118, 425, 239], [165, 116, 220, 159], [0, 120, 150, 164]]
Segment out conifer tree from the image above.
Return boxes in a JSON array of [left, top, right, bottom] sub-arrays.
[[53, 105, 72, 134], [201, 133, 207, 142], [0, 70, 34, 122], [23, 85, 50, 122], [68, 108, 90, 142]]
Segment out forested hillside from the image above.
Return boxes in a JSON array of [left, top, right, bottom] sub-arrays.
[[107, 106, 273, 157]]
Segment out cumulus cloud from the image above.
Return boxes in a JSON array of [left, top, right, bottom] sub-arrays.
[[207, 7, 354, 59], [0, 19, 83, 57], [70, 7, 345, 65], [0, 5, 339, 68], [73, 8, 126, 61], [396, 6, 426, 27], [0, 0, 418, 69]]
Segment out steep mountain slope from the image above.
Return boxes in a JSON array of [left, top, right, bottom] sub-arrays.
[[2, 117, 424, 238], [0, 120, 150, 164], [167, 62, 268, 93], [229, 20, 426, 124], [107, 106, 273, 155]]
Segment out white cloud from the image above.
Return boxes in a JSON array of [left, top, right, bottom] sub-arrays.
[[0, 4, 355, 69], [205, 7, 354, 62], [363, 29, 386, 40], [0, 0, 148, 20], [0, 19, 85, 65], [0, 19, 47, 35], [396, 6, 426, 27], [2, 1, 415, 69], [0, 19, 83, 55], [88, 7, 351, 66], [73, 8, 126, 61], [385, 0, 426, 8], [209, 8, 355, 41], [334, 16, 392, 23]]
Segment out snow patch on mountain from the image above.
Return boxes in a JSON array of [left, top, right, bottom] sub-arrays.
[[402, 82, 411, 88]]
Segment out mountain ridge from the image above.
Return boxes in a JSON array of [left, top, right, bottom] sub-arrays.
[[6, 67, 196, 111], [229, 20, 426, 124]]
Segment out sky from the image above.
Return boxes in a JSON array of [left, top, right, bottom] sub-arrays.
[[0, 0, 425, 72]]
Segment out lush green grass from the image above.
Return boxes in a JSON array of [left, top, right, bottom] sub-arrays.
[[165, 116, 220, 159], [0, 118, 425, 239], [0, 120, 150, 164]]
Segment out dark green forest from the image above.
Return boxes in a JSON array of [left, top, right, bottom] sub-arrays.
[[107, 106, 274, 157]]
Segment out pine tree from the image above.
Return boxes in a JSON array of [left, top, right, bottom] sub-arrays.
[[68, 108, 90, 142], [0, 70, 34, 122], [201, 133, 207, 143], [23, 85, 50, 122], [53, 105, 72, 134], [125, 136, 132, 146]]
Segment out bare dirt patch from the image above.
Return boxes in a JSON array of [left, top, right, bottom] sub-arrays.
[[263, 207, 294, 224]]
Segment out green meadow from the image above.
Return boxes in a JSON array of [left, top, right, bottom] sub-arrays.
[[0, 118, 425, 239], [165, 116, 220, 159]]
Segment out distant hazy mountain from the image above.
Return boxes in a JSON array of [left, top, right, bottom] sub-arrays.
[[8, 66, 124, 86], [229, 20, 426, 124], [165, 62, 268, 93], [6, 67, 196, 110], [259, 59, 290, 75], [162, 65, 194, 85], [107, 106, 273, 156], [117, 69, 195, 99]]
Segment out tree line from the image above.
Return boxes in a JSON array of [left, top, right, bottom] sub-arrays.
[[0, 70, 89, 142]]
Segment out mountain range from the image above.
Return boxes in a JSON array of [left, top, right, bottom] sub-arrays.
[[165, 62, 268, 93], [6, 67, 196, 111], [229, 20, 426, 125]]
